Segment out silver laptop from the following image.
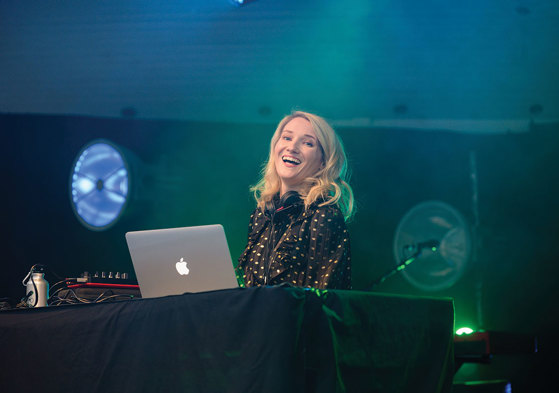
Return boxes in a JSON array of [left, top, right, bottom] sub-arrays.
[[125, 224, 239, 298]]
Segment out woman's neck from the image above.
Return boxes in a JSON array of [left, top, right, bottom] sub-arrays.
[[280, 184, 303, 197]]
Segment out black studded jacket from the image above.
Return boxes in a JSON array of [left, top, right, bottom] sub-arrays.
[[236, 198, 351, 290]]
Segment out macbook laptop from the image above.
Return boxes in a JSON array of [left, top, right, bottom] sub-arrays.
[[125, 224, 239, 298]]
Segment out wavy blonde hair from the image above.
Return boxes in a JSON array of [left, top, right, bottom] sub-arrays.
[[251, 111, 354, 221]]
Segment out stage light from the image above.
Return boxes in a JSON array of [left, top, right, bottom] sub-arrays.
[[69, 140, 130, 231], [393, 200, 471, 291], [231, 0, 258, 6], [455, 327, 474, 336]]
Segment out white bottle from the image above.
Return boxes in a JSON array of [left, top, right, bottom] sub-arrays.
[[24, 270, 49, 307]]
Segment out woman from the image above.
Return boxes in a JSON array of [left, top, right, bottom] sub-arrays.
[[236, 111, 354, 290]]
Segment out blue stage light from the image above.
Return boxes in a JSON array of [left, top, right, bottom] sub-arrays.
[[69, 140, 129, 230], [231, 0, 257, 6]]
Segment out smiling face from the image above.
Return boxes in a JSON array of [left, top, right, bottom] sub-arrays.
[[273, 116, 324, 196]]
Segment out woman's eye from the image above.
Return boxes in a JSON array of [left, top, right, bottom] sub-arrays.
[[305, 142, 314, 147]]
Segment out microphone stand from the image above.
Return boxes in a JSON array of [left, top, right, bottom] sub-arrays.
[[364, 246, 437, 292]]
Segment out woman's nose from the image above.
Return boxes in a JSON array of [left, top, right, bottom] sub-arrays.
[[287, 141, 300, 152]]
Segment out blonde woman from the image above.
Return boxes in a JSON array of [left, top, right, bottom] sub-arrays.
[[236, 111, 354, 289]]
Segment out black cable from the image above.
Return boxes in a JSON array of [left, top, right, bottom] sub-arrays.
[[47, 286, 71, 306], [48, 279, 69, 298], [28, 264, 39, 307], [96, 294, 135, 303]]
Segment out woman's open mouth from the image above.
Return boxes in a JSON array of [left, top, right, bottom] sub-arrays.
[[282, 155, 301, 166]]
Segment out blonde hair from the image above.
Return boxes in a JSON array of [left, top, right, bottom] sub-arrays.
[[251, 111, 355, 221]]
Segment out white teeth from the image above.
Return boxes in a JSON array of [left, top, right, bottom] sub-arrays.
[[282, 155, 301, 165]]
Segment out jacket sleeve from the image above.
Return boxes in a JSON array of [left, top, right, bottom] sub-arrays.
[[235, 209, 259, 287], [304, 205, 351, 289]]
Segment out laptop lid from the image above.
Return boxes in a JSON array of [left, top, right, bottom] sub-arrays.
[[125, 224, 238, 298]]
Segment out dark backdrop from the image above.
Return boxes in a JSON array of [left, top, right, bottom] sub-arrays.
[[1, 113, 557, 390]]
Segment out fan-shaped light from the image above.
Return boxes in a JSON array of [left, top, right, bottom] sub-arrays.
[[69, 140, 129, 230], [393, 200, 471, 291]]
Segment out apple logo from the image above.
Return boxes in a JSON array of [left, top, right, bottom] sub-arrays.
[[175, 257, 190, 275]]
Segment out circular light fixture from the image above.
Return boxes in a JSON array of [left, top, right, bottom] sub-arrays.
[[393, 200, 471, 291], [69, 140, 130, 231]]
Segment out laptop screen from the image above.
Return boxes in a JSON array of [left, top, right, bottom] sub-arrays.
[[125, 224, 239, 298]]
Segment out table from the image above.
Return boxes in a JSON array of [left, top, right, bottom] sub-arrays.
[[0, 286, 454, 393]]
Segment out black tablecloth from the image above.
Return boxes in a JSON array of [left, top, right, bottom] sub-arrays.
[[0, 287, 454, 393]]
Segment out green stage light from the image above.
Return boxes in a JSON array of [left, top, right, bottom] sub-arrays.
[[455, 327, 474, 336]]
